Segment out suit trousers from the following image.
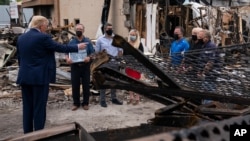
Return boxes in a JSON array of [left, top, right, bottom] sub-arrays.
[[71, 62, 91, 106], [21, 84, 49, 133]]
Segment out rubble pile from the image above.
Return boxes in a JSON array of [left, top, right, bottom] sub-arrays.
[[0, 40, 76, 108], [93, 35, 250, 129]]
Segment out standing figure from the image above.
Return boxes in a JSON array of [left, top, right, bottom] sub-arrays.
[[190, 27, 203, 50], [197, 30, 218, 104], [185, 27, 204, 73], [169, 26, 190, 67], [65, 24, 95, 111], [95, 23, 123, 107], [197, 29, 217, 73], [125, 29, 144, 105], [16, 15, 87, 133], [127, 29, 144, 52]]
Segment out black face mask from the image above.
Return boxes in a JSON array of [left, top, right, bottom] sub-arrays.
[[192, 35, 197, 41], [76, 31, 82, 37], [173, 34, 179, 40], [106, 29, 113, 36], [198, 39, 204, 44]]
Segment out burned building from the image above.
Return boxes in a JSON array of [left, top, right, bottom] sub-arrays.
[[2, 1, 250, 141]]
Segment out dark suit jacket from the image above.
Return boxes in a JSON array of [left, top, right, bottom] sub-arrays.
[[16, 28, 79, 85]]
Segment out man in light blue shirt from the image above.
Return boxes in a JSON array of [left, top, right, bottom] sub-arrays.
[[95, 23, 123, 107]]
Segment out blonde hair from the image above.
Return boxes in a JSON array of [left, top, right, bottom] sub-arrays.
[[192, 27, 203, 35], [128, 29, 140, 49], [30, 15, 48, 28]]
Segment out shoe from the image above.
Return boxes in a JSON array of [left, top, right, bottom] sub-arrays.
[[82, 105, 89, 110], [100, 101, 107, 108], [112, 99, 123, 105], [133, 100, 139, 105], [71, 105, 79, 111], [127, 99, 132, 104]]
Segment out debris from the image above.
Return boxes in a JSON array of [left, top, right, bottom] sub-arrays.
[[0, 43, 16, 69]]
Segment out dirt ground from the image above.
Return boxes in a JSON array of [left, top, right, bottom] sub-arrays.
[[0, 89, 165, 139]]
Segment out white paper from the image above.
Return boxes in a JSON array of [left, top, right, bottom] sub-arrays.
[[69, 49, 87, 63]]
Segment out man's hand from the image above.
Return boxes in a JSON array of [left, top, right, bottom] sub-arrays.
[[65, 57, 72, 64], [83, 57, 90, 63], [197, 71, 205, 80], [77, 42, 88, 50], [181, 51, 185, 56]]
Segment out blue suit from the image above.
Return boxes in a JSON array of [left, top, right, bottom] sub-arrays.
[[16, 28, 79, 133]]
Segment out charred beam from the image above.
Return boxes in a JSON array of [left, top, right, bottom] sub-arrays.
[[98, 81, 250, 106], [198, 106, 250, 116], [112, 34, 180, 89]]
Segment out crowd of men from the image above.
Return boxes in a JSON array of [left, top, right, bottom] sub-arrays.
[[169, 26, 219, 104]]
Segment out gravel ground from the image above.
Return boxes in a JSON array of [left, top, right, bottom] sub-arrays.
[[0, 90, 165, 139]]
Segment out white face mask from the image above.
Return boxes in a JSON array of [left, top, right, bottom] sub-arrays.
[[130, 35, 137, 41]]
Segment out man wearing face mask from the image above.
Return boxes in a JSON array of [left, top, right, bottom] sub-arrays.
[[197, 30, 205, 46], [95, 23, 123, 107], [197, 30, 218, 100], [65, 24, 95, 111], [190, 27, 203, 50], [185, 27, 204, 70], [198, 30, 217, 66], [169, 26, 190, 67]]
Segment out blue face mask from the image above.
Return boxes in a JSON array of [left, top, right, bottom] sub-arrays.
[[130, 35, 137, 41]]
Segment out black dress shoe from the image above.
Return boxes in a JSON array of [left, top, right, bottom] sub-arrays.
[[82, 105, 89, 110], [112, 99, 123, 105], [71, 105, 79, 111], [100, 101, 107, 108]]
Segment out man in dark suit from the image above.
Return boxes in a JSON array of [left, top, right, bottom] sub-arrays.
[[16, 15, 87, 133]]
